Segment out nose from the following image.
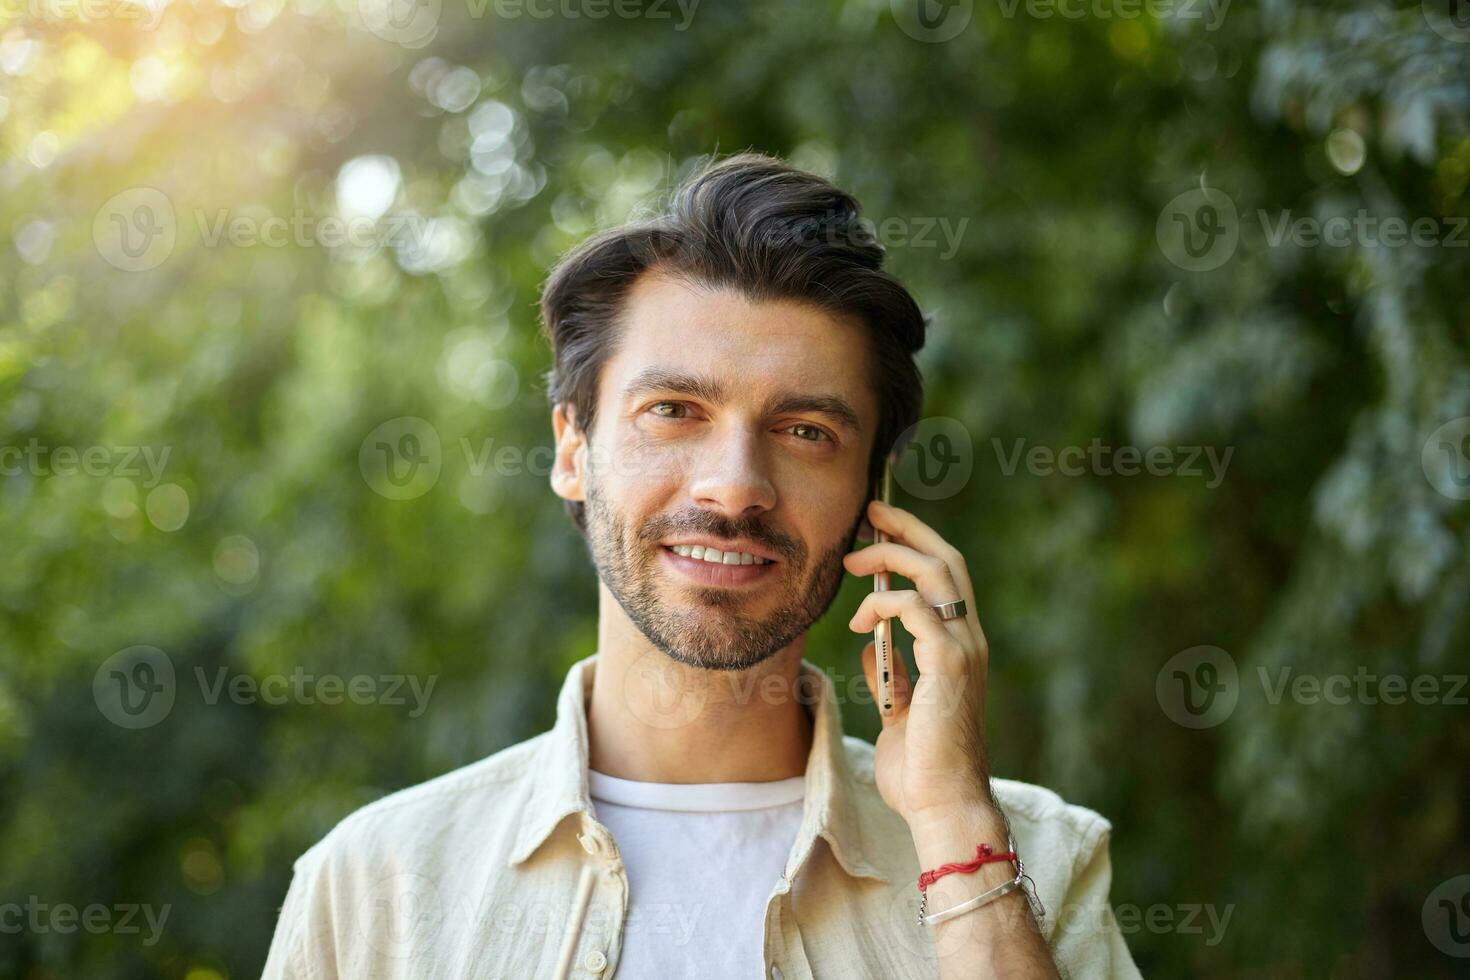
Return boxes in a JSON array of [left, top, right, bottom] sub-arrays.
[[687, 428, 777, 519]]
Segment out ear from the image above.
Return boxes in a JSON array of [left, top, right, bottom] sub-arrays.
[[550, 402, 588, 505]]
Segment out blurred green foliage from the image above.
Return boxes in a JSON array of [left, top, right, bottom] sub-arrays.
[[2, 0, 1469, 977]]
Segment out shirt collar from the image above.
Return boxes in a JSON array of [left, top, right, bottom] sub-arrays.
[[507, 652, 889, 883]]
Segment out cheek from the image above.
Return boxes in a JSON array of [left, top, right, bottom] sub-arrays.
[[782, 477, 863, 546], [608, 433, 694, 491], [593, 438, 691, 523]]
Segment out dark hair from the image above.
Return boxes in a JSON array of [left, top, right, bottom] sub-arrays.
[[538, 151, 927, 532]]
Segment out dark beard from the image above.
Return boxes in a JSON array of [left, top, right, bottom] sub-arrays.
[[582, 473, 864, 672]]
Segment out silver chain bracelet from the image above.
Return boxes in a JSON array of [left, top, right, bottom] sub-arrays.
[[916, 835, 1046, 928]]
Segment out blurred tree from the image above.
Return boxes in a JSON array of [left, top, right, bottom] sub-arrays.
[[0, 1, 1466, 977]]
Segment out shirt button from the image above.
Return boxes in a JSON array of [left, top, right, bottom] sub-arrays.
[[769, 966, 783, 980], [584, 950, 608, 973]]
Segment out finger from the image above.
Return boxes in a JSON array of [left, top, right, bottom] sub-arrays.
[[866, 499, 987, 646], [866, 500, 965, 581], [850, 590, 970, 677], [843, 542, 963, 606], [859, 639, 913, 726]]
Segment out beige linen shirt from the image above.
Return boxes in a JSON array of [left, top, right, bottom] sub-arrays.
[[262, 653, 1142, 979]]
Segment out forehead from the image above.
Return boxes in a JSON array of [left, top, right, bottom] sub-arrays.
[[604, 270, 878, 426]]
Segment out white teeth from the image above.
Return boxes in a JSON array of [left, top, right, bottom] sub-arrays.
[[668, 545, 770, 565]]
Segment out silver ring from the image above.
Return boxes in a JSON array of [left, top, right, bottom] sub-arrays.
[[931, 598, 966, 621]]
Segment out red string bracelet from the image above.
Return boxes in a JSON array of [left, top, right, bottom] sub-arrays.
[[917, 843, 1017, 892]]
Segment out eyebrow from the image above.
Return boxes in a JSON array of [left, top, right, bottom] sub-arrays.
[[621, 367, 863, 435]]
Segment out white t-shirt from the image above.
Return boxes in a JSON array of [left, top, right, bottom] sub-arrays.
[[587, 769, 806, 979]]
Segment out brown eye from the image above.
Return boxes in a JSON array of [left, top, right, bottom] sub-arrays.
[[789, 423, 830, 443], [649, 401, 689, 419]]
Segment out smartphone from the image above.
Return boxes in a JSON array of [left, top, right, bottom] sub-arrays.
[[873, 456, 896, 716]]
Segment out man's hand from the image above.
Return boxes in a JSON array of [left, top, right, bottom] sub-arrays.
[[844, 498, 1060, 977], [844, 497, 994, 825]]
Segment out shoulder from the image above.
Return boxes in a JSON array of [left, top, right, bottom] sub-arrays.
[[263, 734, 554, 978], [990, 776, 1113, 860], [292, 733, 546, 877]]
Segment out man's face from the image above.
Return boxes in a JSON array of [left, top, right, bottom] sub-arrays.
[[572, 270, 878, 672]]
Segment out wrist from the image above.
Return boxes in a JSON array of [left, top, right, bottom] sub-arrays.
[[908, 799, 1006, 852]]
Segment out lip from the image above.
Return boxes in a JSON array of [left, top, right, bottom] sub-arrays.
[[660, 545, 779, 588]]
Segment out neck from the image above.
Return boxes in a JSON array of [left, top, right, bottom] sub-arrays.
[[587, 583, 815, 784]]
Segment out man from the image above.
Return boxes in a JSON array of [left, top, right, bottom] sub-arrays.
[[262, 154, 1141, 978]]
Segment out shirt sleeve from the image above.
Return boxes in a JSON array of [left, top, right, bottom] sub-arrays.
[[1047, 825, 1142, 979], [260, 852, 335, 980]]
